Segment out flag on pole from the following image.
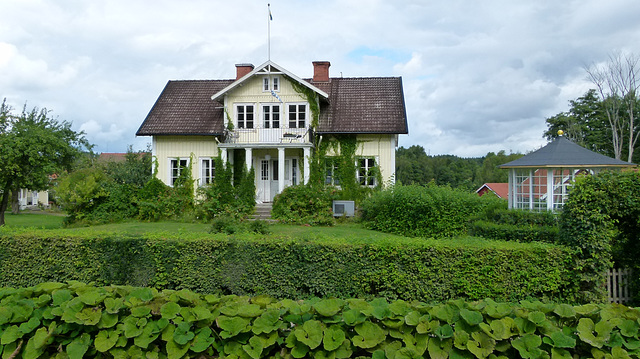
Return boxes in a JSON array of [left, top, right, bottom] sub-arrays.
[[271, 90, 283, 103], [268, 4, 273, 20]]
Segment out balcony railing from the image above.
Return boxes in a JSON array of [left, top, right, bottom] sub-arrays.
[[223, 127, 312, 145]]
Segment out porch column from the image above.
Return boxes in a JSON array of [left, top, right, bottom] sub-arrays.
[[245, 148, 252, 171], [220, 148, 228, 168], [278, 147, 285, 193], [303, 147, 311, 184]]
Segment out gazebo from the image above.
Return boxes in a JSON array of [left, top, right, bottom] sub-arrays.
[[499, 136, 636, 211]]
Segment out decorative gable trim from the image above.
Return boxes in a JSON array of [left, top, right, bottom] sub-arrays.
[[211, 60, 329, 101]]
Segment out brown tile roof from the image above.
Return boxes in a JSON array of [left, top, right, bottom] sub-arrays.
[[137, 76, 408, 136], [312, 77, 408, 134], [137, 80, 233, 136]]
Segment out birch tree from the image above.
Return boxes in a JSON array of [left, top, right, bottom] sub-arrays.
[[586, 52, 640, 162]]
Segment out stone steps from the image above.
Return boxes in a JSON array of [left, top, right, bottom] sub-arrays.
[[252, 203, 273, 220]]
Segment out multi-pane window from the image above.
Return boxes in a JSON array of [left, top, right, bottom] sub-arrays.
[[237, 104, 254, 129], [263, 104, 280, 128], [263, 77, 280, 92], [200, 158, 215, 186], [288, 104, 306, 128], [170, 158, 189, 186], [358, 157, 377, 186], [325, 157, 340, 186]]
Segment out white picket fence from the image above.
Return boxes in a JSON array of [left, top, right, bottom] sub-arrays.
[[607, 268, 633, 304]]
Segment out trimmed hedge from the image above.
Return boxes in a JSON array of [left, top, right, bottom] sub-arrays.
[[1, 282, 639, 359], [468, 220, 560, 244], [360, 184, 506, 238], [468, 209, 560, 244], [0, 229, 581, 303]]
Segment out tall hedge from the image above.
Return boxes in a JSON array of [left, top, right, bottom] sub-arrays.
[[1, 282, 639, 359], [360, 184, 506, 238], [0, 229, 581, 303], [560, 170, 640, 304]]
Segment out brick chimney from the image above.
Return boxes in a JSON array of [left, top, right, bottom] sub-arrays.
[[235, 63, 254, 80], [312, 61, 331, 82]]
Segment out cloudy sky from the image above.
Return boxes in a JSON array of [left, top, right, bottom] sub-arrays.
[[2, 0, 640, 157]]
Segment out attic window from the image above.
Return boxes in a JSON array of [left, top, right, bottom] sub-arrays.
[[263, 76, 280, 92]]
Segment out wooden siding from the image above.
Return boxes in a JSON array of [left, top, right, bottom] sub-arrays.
[[154, 136, 218, 186], [324, 134, 396, 186]]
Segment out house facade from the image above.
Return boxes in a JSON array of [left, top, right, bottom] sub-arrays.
[[137, 60, 408, 202]]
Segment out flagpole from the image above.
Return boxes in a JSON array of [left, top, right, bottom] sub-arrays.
[[268, 3, 271, 62]]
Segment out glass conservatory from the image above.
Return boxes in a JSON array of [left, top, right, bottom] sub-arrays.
[[500, 136, 635, 211]]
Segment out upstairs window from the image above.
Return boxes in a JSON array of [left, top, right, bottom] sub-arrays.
[[358, 157, 377, 187], [263, 104, 280, 128], [200, 158, 215, 186], [288, 104, 307, 128], [170, 158, 189, 186], [263, 76, 280, 92], [236, 104, 254, 129]]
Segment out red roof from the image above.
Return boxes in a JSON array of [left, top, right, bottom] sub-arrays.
[[476, 183, 508, 199]]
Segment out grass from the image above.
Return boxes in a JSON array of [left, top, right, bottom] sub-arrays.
[[2, 212, 65, 229], [0, 212, 562, 251]]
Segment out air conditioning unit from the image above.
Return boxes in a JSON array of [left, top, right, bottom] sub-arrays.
[[332, 200, 355, 217]]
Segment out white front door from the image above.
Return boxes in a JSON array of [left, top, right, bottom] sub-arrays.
[[257, 158, 280, 203]]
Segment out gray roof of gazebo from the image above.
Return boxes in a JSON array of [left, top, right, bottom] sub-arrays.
[[500, 136, 636, 168]]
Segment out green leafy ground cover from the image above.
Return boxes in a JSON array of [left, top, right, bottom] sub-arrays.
[[0, 282, 639, 359]]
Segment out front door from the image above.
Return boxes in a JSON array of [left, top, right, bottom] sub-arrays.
[[257, 158, 280, 202]]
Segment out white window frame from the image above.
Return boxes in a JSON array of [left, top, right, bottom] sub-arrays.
[[287, 103, 308, 129], [357, 157, 378, 187], [262, 76, 280, 92], [200, 157, 215, 186], [262, 104, 281, 129], [236, 103, 255, 129], [169, 157, 190, 186]]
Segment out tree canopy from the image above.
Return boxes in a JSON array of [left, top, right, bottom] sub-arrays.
[[395, 145, 522, 191], [0, 99, 90, 225]]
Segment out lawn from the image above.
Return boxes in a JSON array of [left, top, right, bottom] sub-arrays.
[[1, 212, 560, 252]]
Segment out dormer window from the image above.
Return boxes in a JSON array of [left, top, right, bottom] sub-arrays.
[[263, 76, 280, 92]]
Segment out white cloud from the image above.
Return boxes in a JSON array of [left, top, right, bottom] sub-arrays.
[[2, 0, 640, 156]]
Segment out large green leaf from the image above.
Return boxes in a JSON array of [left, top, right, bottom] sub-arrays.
[[1, 325, 21, 345], [94, 330, 120, 352], [252, 309, 281, 335], [323, 325, 346, 351], [51, 289, 73, 306], [294, 320, 323, 349], [243, 335, 266, 359], [173, 322, 195, 345], [552, 304, 576, 319], [76, 307, 102, 325], [129, 288, 154, 302], [217, 315, 250, 338], [352, 322, 386, 349], [620, 319, 639, 337], [190, 327, 215, 353], [166, 339, 190, 359], [78, 289, 106, 306], [548, 331, 576, 349], [466, 331, 496, 359], [104, 298, 124, 314], [512, 334, 543, 359], [314, 299, 345, 317], [123, 317, 147, 338], [66, 333, 91, 359], [435, 324, 454, 340], [131, 306, 152, 318], [192, 305, 213, 321], [460, 309, 484, 326], [428, 337, 453, 359], [576, 318, 605, 348], [160, 302, 181, 320]]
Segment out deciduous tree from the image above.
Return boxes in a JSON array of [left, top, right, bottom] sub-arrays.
[[0, 99, 89, 225]]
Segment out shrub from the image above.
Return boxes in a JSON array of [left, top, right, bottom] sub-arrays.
[[360, 184, 506, 238], [197, 157, 255, 220], [1, 282, 638, 359], [272, 184, 339, 225], [468, 208, 560, 243], [0, 229, 580, 303], [560, 170, 640, 304]]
